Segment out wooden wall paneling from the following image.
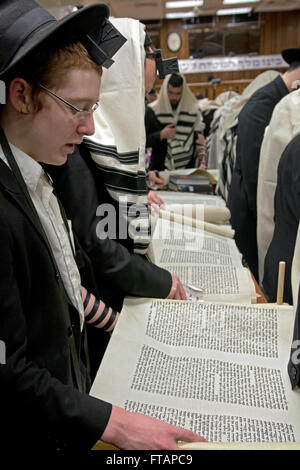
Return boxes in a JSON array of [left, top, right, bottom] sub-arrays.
[[153, 18, 189, 91], [260, 11, 300, 54], [154, 68, 287, 100], [154, 11, 300, 99], [160, 19, 189, 60]]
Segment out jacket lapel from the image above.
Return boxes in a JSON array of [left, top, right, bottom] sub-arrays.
[[0, 159, 54, 254]]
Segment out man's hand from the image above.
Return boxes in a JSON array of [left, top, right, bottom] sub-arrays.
[[167, 274, 187, 300], [148, 170, 165, 188], [101, 405, 207, 450], [147, 190, 164, 211], [160, 124, 176, 140], [195, 133, 206, 146]]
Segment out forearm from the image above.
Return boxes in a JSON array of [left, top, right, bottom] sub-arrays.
[[81, 286, 119, 332], [89, 241, 173, 299]]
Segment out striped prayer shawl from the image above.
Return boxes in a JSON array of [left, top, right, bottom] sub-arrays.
[[150, 73, 204, 170], [206, 111, 222, 169], [155, 110, 199, 169], [204, 91, 239, 169], [84, 18, 151, 255], [257, 87, 300, 284], [217, 125, 238, 201]]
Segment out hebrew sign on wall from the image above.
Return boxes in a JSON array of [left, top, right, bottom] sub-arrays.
[[179, 54, 288, 74]]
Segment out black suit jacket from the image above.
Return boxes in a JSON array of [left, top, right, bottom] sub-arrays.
[[227, 75, 288, 280], [288, 283, 300, 388], [0, 159, 111, 453], [45, 145, 172, 312], [145, 105, 168, 171]]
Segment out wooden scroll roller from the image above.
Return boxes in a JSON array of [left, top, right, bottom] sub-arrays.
[[276, 261, 286, 305]]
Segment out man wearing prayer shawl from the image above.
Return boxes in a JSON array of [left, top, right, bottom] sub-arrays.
[[228, 49, 300, 281], [262, 133, 300, 305], [146, 72, 205, 171]]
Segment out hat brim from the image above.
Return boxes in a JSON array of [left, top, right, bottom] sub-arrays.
[[281, 48, 300, 65], [0, 3, 109, 78]]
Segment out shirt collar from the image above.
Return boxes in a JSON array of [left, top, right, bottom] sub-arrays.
[[0, 143, 44, 192]]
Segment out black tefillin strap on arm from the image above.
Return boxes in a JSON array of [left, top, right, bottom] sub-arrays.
[[0, 126, 86, 393]]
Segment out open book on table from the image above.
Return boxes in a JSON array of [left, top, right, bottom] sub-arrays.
[[158, 190, 226, 207], [159, 168, 219, 189]]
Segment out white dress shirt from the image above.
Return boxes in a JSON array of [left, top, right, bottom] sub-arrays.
[[0, 143, 84, 328]]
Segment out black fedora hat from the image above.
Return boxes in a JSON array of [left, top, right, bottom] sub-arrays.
[[281, 46, 300, 65], [0, 0, 111, 79]]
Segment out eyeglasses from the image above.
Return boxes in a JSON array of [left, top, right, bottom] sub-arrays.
[[38, 84, 99, 121]]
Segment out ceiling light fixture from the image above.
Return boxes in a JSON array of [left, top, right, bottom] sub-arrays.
[[165, 1, 203, 8], [165, 11, 195, 18], [217, 7, 252, 15], [223, 0, 258, 4]]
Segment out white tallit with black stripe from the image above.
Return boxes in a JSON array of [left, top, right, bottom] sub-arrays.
[[257, 87, 300, 284], [84, 17, 150, 255], [149, 73, 204, 169]]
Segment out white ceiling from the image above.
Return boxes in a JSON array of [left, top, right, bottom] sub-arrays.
[[39, 0, 300, 19]]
